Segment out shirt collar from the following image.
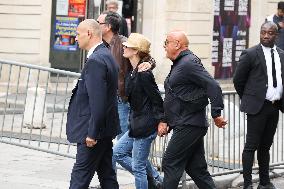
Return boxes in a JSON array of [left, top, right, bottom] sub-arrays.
[[87, 42, 103, 58], [261, 44, 276, 51]]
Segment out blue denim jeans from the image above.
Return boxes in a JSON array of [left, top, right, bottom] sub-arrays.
[[113, 131, 160, 189], [117, 97, 130, 140]]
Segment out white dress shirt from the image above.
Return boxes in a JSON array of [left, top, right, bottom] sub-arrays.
[[87, 42, 103, 59], [261, 44, 283, 101]]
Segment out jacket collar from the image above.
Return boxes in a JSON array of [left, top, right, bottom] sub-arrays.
[[172, 50, 191, 65], [87, 42, 104, 58], [256, 44, 267, 76], [276, 46, 284, 63], [276, 47, 284, 79], [257, 43, 284, 78]]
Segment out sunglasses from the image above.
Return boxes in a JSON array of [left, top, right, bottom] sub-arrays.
[[96, 20, 106, 25], [164, 40, 179, 46]]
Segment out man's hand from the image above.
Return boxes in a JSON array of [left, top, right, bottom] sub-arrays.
[[137, 62, 152, 72], [213, 116, 227, 129], [158, 122, 169, 137], [86, 137, 97, 147]]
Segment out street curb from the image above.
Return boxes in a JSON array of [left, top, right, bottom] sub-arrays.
[[178, 173, 239, 189], [231, 167, 284, 188], [177, 167, 284, 189]]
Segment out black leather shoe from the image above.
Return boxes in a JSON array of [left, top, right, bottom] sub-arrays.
[[244, 184, 253, 189], [148, 175, 163, 189], [257, 182, 277, 189], [153, 179, 162, 189]]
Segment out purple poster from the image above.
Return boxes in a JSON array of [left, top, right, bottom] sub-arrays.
[[212, 0, 251, 79], [53, 16, 78, 51]]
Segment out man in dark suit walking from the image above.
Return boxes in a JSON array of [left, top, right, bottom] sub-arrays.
[[234, 21, 284, 189], [66, 19, 120, 189]]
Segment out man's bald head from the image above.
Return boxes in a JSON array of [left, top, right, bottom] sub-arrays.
[[76, 19, 102, 50], [168, 30, 189, 48], [164, 30, 189, 60], [79, 19, 102, 39]]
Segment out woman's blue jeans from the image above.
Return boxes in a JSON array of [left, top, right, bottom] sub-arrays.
[[117, 97, 130, 139], [113, 131, 159, 189]]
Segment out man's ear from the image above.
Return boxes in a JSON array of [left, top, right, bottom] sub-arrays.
[[106, 25, 111, 32], [87, 30, 92, 38], [175, 42, 181, 50]]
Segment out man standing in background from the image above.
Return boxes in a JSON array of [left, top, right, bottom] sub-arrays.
[[266, 1, 284, 50], [234, 21, 284, 189], [106, 0, 129, 37]]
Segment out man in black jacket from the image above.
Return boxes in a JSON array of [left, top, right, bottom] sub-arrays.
[[234, 21, 284, 189], [159, 30, 227, 189]]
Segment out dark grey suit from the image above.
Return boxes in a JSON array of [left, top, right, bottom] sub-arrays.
[[66, 43, 120, 189], [234, 44, 284, 114], [233, 44, 284, 187]]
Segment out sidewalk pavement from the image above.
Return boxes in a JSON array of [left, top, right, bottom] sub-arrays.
[[2, 93, 284, 189], [2, 141, 284, 189], [228, 173, 284, 189], [0, 142, 135, 189]]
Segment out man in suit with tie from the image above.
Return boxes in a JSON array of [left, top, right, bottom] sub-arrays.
[[234, 21, 284, 189], [66, 19, 120, 189]]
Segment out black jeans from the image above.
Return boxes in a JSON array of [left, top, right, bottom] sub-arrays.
[[162, 125, 216, 189], [69, 138, 118, 189], [242, 101, 279, 187]]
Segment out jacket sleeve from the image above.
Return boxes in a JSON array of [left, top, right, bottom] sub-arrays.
[[139, 71, 165, 122], [233, 50, 251, 98], [85, 56, 107, 139], [184, 58, 224, 118]]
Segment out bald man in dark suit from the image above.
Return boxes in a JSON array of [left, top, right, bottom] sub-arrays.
[[66, 19, 120, 189]]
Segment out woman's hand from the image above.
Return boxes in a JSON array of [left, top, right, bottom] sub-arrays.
[[137, 62, 152, 72]]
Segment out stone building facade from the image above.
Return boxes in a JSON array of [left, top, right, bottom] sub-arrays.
[[0, 0, 280, 85]]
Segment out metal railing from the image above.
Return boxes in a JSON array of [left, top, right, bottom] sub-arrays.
[[0, 59, 79, 158], [1, 59, 284, 183]]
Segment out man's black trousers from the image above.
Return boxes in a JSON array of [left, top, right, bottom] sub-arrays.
[[162, 125, 216, 189], [69, 137, 118, 189], [242, 101, 279, 187]]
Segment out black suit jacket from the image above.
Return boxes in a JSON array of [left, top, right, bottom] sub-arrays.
[[233, 44, 284, 114], [66, 43, 120, 143]]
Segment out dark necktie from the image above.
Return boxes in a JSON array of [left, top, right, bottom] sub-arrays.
[[84, 58, 88, 68], [271, 49, 277, 88]]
